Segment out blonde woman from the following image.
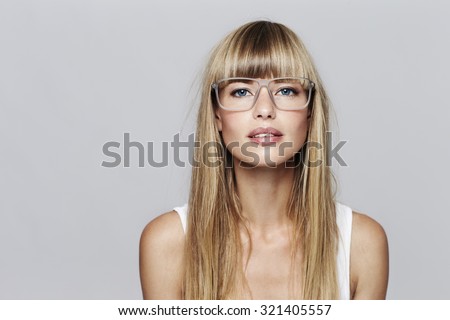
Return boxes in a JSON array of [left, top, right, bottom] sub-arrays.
[[139, 20, 388, 300]]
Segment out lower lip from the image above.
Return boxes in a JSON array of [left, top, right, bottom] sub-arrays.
[[248, 135, 283, 145]]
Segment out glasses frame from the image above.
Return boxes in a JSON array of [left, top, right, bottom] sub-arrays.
[[211, 77, 315, 111]]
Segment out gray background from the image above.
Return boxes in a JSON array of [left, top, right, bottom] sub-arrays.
[[1, 0, 449, 299]]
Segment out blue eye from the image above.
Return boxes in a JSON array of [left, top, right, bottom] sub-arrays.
[[232, 89, 250, 97], [278, 88, 296, 96]]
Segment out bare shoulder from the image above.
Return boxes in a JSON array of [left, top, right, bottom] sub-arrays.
[[140, 210, 185, 248], [352, 212, 388, 248], [350, 211, 389, 299], [139, 210, 185, 299]]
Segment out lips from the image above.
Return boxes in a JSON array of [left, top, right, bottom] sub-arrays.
[[248, 127, 283, 145]]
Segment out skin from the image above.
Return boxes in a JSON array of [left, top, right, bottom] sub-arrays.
[[139, 84, 389, 299]]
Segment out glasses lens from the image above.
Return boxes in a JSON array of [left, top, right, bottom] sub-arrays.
[[215, 78, 312, 110], [216, 79, 259, 111], [269, 78, 311, 110]]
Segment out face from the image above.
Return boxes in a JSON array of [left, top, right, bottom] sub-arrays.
[[215, 79, 310, 168]]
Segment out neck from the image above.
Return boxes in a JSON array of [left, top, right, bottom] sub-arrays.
[[233, 161, 295, 229]]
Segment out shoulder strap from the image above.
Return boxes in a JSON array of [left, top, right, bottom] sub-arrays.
[[173, 204, 188, 234], [336, 201, 353, 299]]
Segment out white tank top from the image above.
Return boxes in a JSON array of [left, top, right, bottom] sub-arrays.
[[173, 201, 353, 299]]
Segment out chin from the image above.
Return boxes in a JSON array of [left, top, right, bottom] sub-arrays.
[[234, 152, 298, 169]]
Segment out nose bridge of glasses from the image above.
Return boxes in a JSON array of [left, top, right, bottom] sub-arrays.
[[253, 80, 276, 109], [256, 79, 271, 95]]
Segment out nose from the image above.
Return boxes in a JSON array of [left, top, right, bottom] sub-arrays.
[[252, 85, 276, 119]]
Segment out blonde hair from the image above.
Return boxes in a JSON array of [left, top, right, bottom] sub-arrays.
[[184, 21, 338, 299]]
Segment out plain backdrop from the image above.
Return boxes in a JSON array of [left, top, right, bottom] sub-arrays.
[[1, 0, 449, 299]]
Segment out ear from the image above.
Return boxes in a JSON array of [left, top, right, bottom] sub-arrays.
[[215, 109, 223, 132]]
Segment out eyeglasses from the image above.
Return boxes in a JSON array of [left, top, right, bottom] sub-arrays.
[[211, 77, 315, 111]]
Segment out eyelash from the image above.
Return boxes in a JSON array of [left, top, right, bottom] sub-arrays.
[[231, 88, 253, 97], [276, 87, 299, 95]]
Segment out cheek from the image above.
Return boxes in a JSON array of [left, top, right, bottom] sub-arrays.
[[289, 116, 310, 148], [219, 114, 244, 144]]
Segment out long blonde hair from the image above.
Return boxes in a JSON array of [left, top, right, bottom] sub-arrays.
[[184, 21, 338, 299]]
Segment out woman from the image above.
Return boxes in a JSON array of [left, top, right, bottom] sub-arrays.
[[139, 20, 388, 300]]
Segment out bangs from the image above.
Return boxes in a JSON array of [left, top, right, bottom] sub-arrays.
[[217, 21, 306, 80]]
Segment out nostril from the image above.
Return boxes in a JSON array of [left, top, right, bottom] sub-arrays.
[[257, 113, 273, 119]]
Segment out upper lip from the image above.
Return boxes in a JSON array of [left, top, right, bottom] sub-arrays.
[[247, 127, 283, 138]]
